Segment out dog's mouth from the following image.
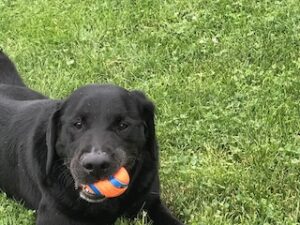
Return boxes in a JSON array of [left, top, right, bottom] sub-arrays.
[[70, 152, 132, 203], [79, 184, 106, 203]]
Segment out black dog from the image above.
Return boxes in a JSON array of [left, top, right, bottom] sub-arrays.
[[0, 51, 184, 225]]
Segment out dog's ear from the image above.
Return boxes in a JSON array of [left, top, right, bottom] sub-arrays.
[[46, 103, 62, 176], [130, 90, 158, 160], [0, 50, 25, 86]]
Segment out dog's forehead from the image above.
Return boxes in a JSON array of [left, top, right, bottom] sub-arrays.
[[72, 84, 128, 97], [65, 85, 139, 116]]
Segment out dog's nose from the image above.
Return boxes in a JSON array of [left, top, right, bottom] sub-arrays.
[[81, 152, 111, 175]]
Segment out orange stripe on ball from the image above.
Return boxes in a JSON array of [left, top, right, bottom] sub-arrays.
[[113, 167, 130, 184]]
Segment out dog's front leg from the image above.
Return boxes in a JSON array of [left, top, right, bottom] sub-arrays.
[[145, 194, 184, 225], [36, 202, 75, 225], [36, 199, 113, 225], [144, 175, 184, 225]]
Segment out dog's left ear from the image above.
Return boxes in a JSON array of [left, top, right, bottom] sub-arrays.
[[46, 102, 62, 176], [130, 90, 158, 160]]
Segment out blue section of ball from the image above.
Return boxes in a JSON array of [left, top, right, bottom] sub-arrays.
[[109, 175, 128, 188], [88, 184, 102, 196]]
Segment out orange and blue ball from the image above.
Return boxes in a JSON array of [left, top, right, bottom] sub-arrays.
[[83, 167, 130, 198]]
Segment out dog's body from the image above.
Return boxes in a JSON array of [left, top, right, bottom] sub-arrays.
[[0, 51, 183, 225]]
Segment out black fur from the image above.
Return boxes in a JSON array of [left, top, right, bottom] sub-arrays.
[[0, 51, 184, 225]]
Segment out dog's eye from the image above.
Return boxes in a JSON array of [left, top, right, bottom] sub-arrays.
[[118, 122, 129, 131], [74, 121, 83, 129]]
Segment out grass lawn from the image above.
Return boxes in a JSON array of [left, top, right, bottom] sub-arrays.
[[1, 0, 300, 224]]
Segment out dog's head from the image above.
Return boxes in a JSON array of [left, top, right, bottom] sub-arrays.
[[46, 84, 156, 203]]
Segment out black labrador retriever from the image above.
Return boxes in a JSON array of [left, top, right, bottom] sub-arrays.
[[0, 50, 184, 225]]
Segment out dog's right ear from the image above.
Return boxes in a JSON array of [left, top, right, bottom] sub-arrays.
[[46, 102, 62, 176], [0, 50, 25, 87], [130, 90, 158, 161]]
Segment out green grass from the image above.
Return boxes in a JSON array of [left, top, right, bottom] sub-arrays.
[[1, 0, 300, 224]]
